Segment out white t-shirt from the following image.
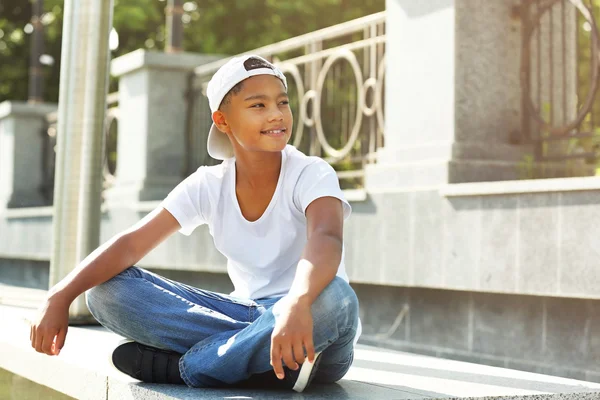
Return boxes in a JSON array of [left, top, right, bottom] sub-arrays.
[[160, 145, 352, 300]]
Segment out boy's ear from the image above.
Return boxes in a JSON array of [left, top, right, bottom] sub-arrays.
[[212, 110, 231, 134]]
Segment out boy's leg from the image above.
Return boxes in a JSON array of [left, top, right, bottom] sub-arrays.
[[179, 276, 359, 388], [85, 266, 258, 354]]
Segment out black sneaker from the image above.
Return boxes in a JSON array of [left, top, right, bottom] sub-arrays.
[[236, 351, 322, 392], [110, 339, 185, 385]]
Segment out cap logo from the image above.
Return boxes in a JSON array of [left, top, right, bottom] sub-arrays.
[[244, 57, 274, 72]]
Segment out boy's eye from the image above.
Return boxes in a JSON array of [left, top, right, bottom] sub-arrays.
[[250, 103, 264, 108], [280, 100, 290, 105]]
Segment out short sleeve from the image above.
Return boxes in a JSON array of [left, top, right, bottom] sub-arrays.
[[293, 159, 352, 220], [159, 167, 209, 236]]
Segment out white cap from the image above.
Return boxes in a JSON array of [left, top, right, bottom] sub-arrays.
[[206, 55, 287, 160]]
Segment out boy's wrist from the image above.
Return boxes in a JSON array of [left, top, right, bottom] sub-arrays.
[[286, 292, 313, 307], [48, 284, 77, 305]]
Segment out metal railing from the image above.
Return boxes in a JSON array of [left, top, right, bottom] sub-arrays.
[[40, 92, 119, 205], [185, 12, 386, 189], [521, 0, 600, 170]]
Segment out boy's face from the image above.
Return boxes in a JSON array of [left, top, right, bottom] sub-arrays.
[[214, 75, 293, 158]]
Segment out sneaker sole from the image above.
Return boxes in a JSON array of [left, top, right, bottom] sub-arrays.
[[292, 351, 322, 393]]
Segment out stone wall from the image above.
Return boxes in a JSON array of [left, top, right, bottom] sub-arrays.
[[5, 177, 600, 299], [356, 283, 600, 383]]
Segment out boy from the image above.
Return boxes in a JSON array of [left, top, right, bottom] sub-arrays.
[[29, 55, 361, 392]]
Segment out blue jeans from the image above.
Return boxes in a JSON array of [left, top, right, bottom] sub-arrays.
[[85, 266, 359, 388]]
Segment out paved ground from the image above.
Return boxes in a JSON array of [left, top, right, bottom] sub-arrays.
[[2, 303, 600, 399]]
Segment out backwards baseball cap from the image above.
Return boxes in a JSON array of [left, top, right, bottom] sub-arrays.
[[206, 55, 288, 160]]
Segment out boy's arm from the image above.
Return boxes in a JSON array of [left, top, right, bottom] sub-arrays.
[[48, 207, 181, 304], [31, 207, 180, 356], [287, 196, 344, 305], [270, 196, 344, 379]]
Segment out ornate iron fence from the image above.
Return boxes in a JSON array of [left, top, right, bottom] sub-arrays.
[[520, 0, 600, 170], [40, 92, 119, 205], [185, 12, 386, 189]]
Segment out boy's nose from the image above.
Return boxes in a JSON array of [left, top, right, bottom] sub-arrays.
[[268, 108, 284, 121]]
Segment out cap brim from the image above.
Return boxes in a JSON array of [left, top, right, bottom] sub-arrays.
[[207, 124, 234, 161]]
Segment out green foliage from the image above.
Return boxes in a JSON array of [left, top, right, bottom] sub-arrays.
[[0, 0, 384, 103], [517, 154, 537, 180], [0, 0, 34, 101]]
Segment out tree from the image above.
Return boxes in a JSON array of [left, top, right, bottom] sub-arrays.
[[0, 0, 384, 103], [0, 0, 35, 101]]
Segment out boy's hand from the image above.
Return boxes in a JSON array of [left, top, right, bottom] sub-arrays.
[[30, 295, 70, 356], [270, 296, 315, 380]]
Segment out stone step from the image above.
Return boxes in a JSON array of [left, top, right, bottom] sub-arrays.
[[2, 303, 600, 399]]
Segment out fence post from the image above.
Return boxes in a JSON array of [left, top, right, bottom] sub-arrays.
[[0, 102, 56, 210], [369, 0, 541, 188], [104, 50, 222, 205]]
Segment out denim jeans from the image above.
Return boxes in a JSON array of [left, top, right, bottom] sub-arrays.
[[85, 266, 360, 388]]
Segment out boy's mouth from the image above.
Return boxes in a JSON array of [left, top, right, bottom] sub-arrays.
[[261, 128, 287, 137]]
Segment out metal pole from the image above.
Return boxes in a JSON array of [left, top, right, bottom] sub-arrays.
[[165, 0, 183, 53], [28, 0, 44, 103], [49, 0, 114, 323]]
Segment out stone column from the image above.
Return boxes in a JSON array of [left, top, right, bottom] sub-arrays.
[[367, 0, 578, 190], [0, 101, 57, 209], [104, 50, 222, 205]]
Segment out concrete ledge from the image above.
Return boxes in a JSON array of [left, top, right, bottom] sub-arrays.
[[342, 189, 368, 202], [0, 101, 57, 120], [0, 284, 47, 308], [375, 141, 534, 164], [0, 253, 49, 262], [440, 176, 600, 197], [2, 303, 600, 399], [110, 49, 224, 77], [0, 190, 364, 219], [7, 181, 600, 299], [1, 206, 54, 219]]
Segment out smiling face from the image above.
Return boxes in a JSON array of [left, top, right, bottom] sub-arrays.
[[212, 74, 293, 158]]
